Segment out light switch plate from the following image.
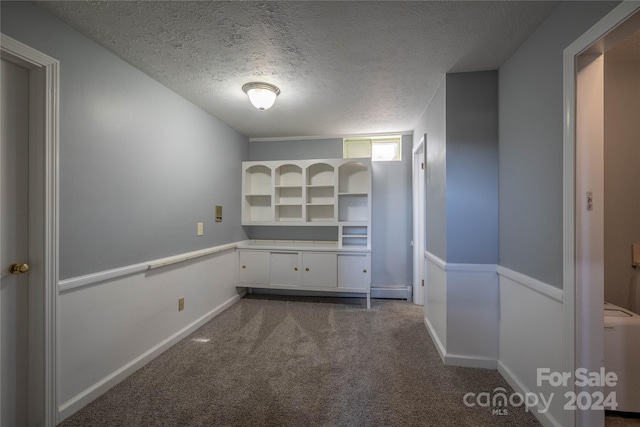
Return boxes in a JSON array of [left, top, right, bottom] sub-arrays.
[[178, 297, 185, 311], [215, 205, 222, 222], [632, 243, 640, 268], [197, 222, 204, 236]]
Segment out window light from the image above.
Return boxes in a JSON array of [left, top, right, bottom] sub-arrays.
[[344, 136, 402, 161]]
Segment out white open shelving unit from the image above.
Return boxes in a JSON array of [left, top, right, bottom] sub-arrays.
[[242, 158, 372, 249], [239, 158, 372, 307]]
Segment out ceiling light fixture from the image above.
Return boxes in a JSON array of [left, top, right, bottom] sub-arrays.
[[242, 82, 280, 111]]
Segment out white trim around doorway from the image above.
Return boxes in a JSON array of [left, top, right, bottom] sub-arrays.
[[412, 134, 426, 305], [1, 33, 59, 427], [562, 3, 640, 427]]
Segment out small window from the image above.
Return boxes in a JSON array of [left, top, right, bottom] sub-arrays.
[[343, 136, 402, 161]]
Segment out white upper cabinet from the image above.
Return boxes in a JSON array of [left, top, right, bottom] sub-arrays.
[[241, 159, 371, 234]]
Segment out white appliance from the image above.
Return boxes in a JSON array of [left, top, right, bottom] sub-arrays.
[[604, 302, 640, 412]]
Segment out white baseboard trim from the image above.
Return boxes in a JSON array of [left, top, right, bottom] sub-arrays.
[[424, 316, 446, 363], [424, 316, 496, 369], [424, 317, 447, 363], [58, 291, 244, 421], [446, 353, 497, 369], [497, 360, 562, 427]]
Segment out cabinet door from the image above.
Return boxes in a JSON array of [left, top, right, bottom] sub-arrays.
[[338, 253, 370, 289], [270, 252, 301, 285], [301, 253, 337, 287], [238, 251, 270, 284]]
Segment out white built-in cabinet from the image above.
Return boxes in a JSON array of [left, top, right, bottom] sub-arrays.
[[242, 158, 372, 249], [238, 251, 270, 284], [238, 246, 371, 308], [239, 158, 372, 308]]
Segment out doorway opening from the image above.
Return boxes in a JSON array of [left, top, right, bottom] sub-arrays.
[[412, 134, 426, 305], [564, 4, 640, 427]]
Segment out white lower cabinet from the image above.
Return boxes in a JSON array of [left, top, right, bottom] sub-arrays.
[[237, 244, 371, 308], [301, 253, 337, 288], [270, 252, 301, 285], [337, 253, 370, 289], [238, 250, 270, 284]]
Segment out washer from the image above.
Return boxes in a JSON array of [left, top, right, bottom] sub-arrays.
[[604, 302, 640, 412]]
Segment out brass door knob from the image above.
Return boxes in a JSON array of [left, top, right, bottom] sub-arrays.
[[294, 267, 298, 271], [305, 267, 310, 272], [9, 263, 29, 274], [242, 265, 246, 269], [363, 269, 367, 273]]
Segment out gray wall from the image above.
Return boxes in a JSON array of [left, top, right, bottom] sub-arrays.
[[604, 57, 640, 306], [249, 138, 342, 161], [1, 2, 249, 279], [446, 71, 499, 264], [371, 137, 413, 287], [413, 72, 498, 264], [414, 78, 447, 260], [248, 136, 413, 288], [498, 1, 619, 288]]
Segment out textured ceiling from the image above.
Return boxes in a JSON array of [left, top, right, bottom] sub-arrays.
[[607, 29, 640, 61], [37, 1, 559, 139]]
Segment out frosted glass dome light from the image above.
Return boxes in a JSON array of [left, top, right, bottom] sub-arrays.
[[242, 82, 280, 111]]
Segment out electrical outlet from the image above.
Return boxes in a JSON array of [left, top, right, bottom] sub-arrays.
[[178, 297, 185, 311], [197, 222, 204, 236], [632, 243, 640, 268]]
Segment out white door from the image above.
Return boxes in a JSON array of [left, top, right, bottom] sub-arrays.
[[270, 252, 301, 285], [1, 58, 30, 427], [238, 251, 270, 284], [337, 253, 370, 289], [301, 253, 337, 287]]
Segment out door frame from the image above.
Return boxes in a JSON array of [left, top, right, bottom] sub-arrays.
[[412, 134, 426, 305], [562, 3, 640, 426], [1, 34, 59, 427]]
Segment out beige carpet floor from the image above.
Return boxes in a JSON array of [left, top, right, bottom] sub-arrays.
[[59, 295, 541, 426]]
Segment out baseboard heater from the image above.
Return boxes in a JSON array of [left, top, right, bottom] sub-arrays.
[[371, 286, 412, 301], [246, 286, 412, 302]]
